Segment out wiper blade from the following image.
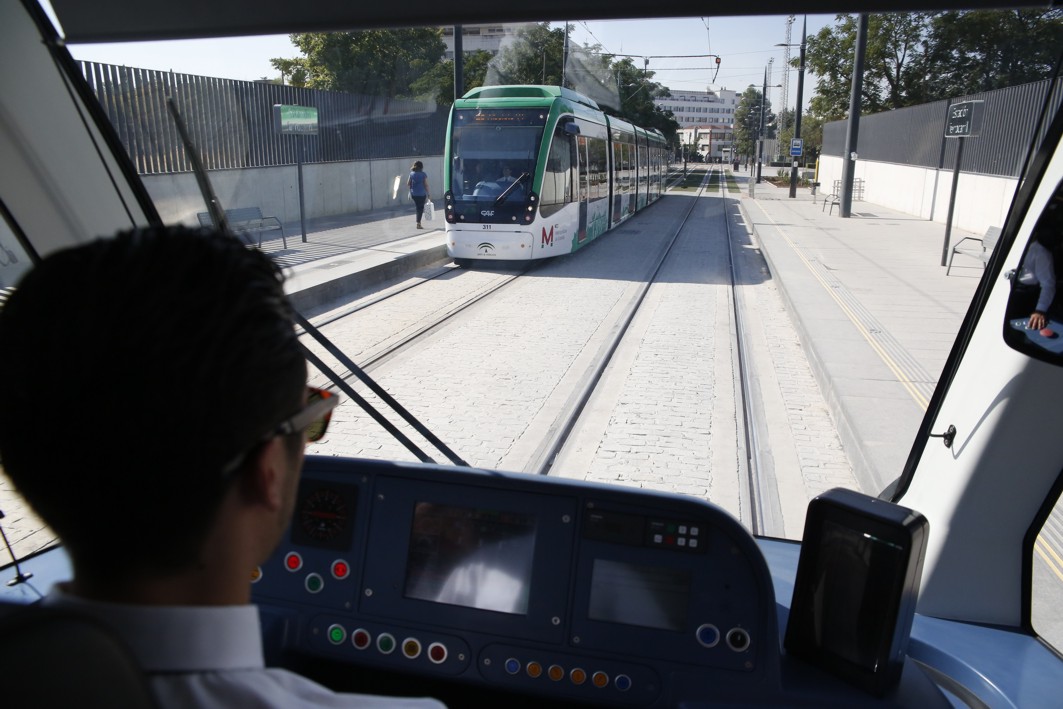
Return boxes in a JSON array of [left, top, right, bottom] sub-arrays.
[[495, 172, 530, 205]]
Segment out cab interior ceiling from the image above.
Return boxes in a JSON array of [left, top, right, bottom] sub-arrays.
[[48, 0, 1043, 42]]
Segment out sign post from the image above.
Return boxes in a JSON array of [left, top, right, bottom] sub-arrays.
[[273, 105, 319, 243], [940, 100, 984, 266]]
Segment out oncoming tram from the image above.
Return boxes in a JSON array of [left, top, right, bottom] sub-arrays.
[[444, 85, 668, 262]]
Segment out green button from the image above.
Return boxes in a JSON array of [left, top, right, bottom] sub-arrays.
[[328, 624, 346, 644]]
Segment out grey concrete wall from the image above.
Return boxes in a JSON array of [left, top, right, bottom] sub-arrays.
[[143, 156, 443, 225], [816, 155, 1018, 233]]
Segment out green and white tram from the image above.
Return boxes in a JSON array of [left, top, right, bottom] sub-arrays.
[[443, 85, 667, 262]]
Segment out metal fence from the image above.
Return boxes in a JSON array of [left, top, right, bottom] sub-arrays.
[[78, 61, 450, 175], [822, 78, 1063, 178]]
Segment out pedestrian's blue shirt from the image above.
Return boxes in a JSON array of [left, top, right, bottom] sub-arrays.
[[408, 171, 428, 197]]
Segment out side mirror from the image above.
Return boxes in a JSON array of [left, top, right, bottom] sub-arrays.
[[1002, 181, 1063, 364]]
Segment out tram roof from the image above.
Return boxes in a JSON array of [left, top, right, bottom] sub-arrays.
[[458, 86, 600, 111]]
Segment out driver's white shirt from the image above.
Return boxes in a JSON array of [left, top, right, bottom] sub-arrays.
[[45, 585, 445, 708]]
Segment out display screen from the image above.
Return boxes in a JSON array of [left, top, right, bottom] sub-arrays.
[[588, 559, 691, 631], [404, 503, 537, 615], [805, 519, 906, 669]]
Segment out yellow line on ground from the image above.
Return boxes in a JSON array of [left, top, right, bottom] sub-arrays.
[[757, 210, 930, 411], [1035, 536, 1063, 584]]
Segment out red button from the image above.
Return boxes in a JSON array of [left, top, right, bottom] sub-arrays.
[[331, 560, 350, 579], [428, 642, 448, 664], [284, 552, 302, 571]]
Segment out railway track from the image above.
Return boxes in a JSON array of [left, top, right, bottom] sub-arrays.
[[302, 166, 782, 534]]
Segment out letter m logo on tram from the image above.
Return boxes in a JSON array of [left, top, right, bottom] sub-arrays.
[[541, 226, 554, 247]]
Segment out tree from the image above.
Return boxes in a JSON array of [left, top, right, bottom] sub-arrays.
[[804, 10, 1063, 119], [734, 86, 775, 159], [921, 9, 1063, 99], [805, 13, 929, 119], [610, 57, 679, 142], [487, 23, 568, 86], [410, 50, 494, 105], [270, 29, 446, 97]]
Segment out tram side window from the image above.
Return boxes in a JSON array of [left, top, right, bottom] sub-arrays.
[[590, 137, 608, 200], [540, 130, 573, 218], [578, 136, 589, 203]]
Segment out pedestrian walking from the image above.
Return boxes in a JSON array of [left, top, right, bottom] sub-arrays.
[[407, 161, 431, 229]]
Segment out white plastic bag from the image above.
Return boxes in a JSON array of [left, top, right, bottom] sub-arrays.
[[423, 200, 434, 222]]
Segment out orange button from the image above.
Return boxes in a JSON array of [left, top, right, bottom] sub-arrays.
[[592, 671, 609, 688], [570, 668, 587, 685], [548, 665, 565, 682], [526, 662, 543, 679]]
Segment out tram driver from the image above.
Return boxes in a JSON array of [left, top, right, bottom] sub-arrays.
[[0, 226, 444, 709]]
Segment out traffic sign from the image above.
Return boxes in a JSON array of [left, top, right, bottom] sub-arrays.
[[945, 100, 984, 138], [790, 138, 804, 157]]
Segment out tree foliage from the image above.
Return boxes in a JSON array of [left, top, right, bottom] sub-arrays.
[[804, 9, 1063, 120], [410, 50, 494, 104], [734, 86, 776, 159], [270, 29, 446, 98]]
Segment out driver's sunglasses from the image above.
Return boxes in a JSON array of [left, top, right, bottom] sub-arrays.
[[274, 386, 339, 443], [220, 386, 339, 477]]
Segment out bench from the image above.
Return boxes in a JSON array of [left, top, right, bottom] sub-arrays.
[[197, 207, 286, 249], [822, 193, 840, 214], [946, 226, 1001, 275]]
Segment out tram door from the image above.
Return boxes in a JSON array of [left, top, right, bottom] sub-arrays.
[[577, 135, 589, 243]]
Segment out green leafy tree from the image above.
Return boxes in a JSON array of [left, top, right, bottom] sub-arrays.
[[734, 86, 775, 159], [804, 10, 1063, 119], [805, 13, 929, 119], [487, 22, 568, 86], [410, 50, 494, 104], [921, 9, 1063, 99], [610, 57, 679, 142], [270, 29, 446, 97]]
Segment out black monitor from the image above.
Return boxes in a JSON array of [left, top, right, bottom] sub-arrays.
[[785, 488, 929, 696]]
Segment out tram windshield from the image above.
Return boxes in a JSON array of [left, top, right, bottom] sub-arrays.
[[449, 108, 545, 200], [3, 0, 1063, 678]]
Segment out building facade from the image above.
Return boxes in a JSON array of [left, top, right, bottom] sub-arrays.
[[655, 88, 740, 161]]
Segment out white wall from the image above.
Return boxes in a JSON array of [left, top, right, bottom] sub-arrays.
[[142, 157, 444, 225], [816, 155, 1017, 233]]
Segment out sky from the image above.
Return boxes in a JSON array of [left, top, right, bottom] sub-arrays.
[[52, 13, 838, 112]]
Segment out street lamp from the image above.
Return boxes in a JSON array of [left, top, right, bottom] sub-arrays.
[[777, 16, 807, 198], [755, 72, 783, 184]]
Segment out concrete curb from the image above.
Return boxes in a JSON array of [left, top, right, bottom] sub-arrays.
[[735, 196, 884, 496], [289, 244, 450, 313]]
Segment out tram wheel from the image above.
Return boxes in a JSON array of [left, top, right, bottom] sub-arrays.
[[454, 258, 473, 268]]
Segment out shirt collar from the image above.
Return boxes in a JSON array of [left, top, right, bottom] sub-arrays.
[[44, 584, 266, 672]]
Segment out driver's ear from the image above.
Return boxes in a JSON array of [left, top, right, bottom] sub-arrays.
[[243, 437, 288, 511]]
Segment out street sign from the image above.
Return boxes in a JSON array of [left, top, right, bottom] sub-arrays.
[[790, 138, 804, 157], [273, 104, 319, 135], [945, 100, 984, 138]]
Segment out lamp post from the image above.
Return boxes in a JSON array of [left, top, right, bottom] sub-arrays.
[[780, 17, 807, 198], [754, 73, 782, 184], [757, 69, 766, 183]]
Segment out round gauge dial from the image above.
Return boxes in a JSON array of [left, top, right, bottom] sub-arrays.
[[299, 488, 350, 543]]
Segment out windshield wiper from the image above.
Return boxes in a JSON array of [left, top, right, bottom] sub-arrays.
[[495, 172, 531, 205]]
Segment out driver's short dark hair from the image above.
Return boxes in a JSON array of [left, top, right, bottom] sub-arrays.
[[0, 226, 306, 575]]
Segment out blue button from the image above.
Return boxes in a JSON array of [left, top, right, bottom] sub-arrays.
[[615, 674, 632, 691], [505, 658, 521, 675], [696, 623, 720, 648]]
